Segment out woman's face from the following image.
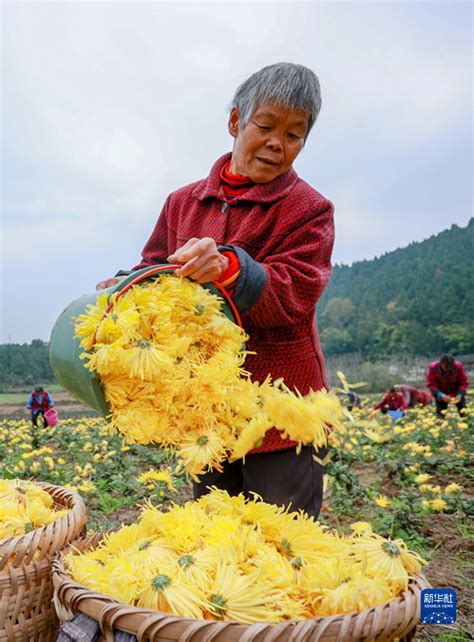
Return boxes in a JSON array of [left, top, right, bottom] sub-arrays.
[[228, 103, 308, 183]]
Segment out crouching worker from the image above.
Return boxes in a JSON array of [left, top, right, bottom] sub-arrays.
[[374, 386, 407, 416], [427, 354, 469, 417], [395, 384, 432, 408]]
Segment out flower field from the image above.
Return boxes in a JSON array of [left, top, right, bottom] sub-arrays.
[[0, 416, 191, 531], [0, 398, 472, 640]]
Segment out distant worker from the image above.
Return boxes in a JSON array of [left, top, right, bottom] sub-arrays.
[[374, 386, 407, 415], [26, 386, 54, 428], [395, 384, 432, 408], [346, 390, 362, 411], [426, 355, 469, 417], [416, 389, 432, 406], [394, 384, 419, 408]]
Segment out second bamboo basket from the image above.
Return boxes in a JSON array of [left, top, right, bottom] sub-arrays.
[[0, 482, 87, 642]]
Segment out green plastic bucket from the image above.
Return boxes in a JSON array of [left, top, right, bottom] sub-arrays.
[[49, 265, 241, 418]]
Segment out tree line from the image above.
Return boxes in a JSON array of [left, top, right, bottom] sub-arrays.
[[317, 219, 474, 359], [0, 340, 55, 388]]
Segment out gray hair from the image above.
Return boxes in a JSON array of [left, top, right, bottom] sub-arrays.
[[231, 63, 322, 138]]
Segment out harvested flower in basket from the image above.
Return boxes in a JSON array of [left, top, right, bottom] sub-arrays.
[[0, 479, 69, 539], [75, 275, 344, 477], [65, 489, 427, 622]]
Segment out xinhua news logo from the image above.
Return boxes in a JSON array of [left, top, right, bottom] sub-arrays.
[[421, 588, 456, 625]]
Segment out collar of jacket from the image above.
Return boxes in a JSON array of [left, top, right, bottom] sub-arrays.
[[192, 152, 299, 204]]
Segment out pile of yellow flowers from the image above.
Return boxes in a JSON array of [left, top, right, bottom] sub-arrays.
[[66, 489, 426, 622], [0, 479, 69, 539], [75, 275, 343, 477]]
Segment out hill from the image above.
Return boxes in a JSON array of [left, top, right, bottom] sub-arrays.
[[318, 219, 474, 359]]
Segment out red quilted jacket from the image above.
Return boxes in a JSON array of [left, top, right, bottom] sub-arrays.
[[426, 360, 469, 397], [133, 152, 335, 452]]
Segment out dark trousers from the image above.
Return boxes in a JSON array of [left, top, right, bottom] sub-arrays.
[[193, 445, 327, 519], [32, 410, 47, 428], [435, 396, 466, 417]]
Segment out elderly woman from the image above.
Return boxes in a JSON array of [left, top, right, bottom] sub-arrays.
[[98, 62, 334, 519]]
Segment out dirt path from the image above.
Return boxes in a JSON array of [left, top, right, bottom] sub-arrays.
[[0, 392, 96, 417]]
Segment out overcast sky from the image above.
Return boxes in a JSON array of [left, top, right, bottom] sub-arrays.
[[1, 1, 472, 343]]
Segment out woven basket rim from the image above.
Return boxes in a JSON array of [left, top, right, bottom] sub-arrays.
[[52, 533, 430, 641], [0, 480, 87, 570]]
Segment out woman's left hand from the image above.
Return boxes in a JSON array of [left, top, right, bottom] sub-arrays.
[[168, 237, 229, 283]]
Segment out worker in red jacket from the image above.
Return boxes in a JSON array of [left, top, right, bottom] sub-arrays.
[[26, 386, 55, 428], [416, 389, 432, 406], [427, 355, 469, 417], [97, 63, 334, 518], [374, 387, 407, 414], [395, 384, 432, 408]]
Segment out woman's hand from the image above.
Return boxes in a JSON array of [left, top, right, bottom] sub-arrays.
[[168, 237, 229, 283], [96, 276, 126, 291]]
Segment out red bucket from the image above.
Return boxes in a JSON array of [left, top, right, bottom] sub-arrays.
[[44, 408, 58, 427]]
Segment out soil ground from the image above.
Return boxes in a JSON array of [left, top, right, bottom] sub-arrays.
[[0, 390, 98, 418]]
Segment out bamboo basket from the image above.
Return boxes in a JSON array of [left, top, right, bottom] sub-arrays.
[[0, 482, 87, 642], [52, 533, 430, 642]]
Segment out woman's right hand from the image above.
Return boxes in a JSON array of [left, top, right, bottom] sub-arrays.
[[96, 276, 126, 291]]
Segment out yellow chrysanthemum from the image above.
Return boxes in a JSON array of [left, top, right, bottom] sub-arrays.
[[445, 483, 462, 494], [274, 512, 344, 563], [205, 562, 285, 623], [349, 521, 373, 536], [431, 498, 448, 512], [174, 547, 220, 588], [415, 473, 431, 484], [65, 554, 107, 594], [95, 297, 141, 345], [137, 568, 205, 619], [103, 553, 144, 603], [239, 497, 286, 540], [152, 505, 208, 552], [100, 524, 150, 556], [179, 436, 227, 479], [138, 469, 175, 492], [74, 293, 109, 350], [317, 574, 393, 616], [349, 534, 427, 590]]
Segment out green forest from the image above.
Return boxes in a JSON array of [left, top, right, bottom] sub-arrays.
[[318, 218, 474, 359], [0, 340, 54, 388], [0, 220, 472, 387]]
